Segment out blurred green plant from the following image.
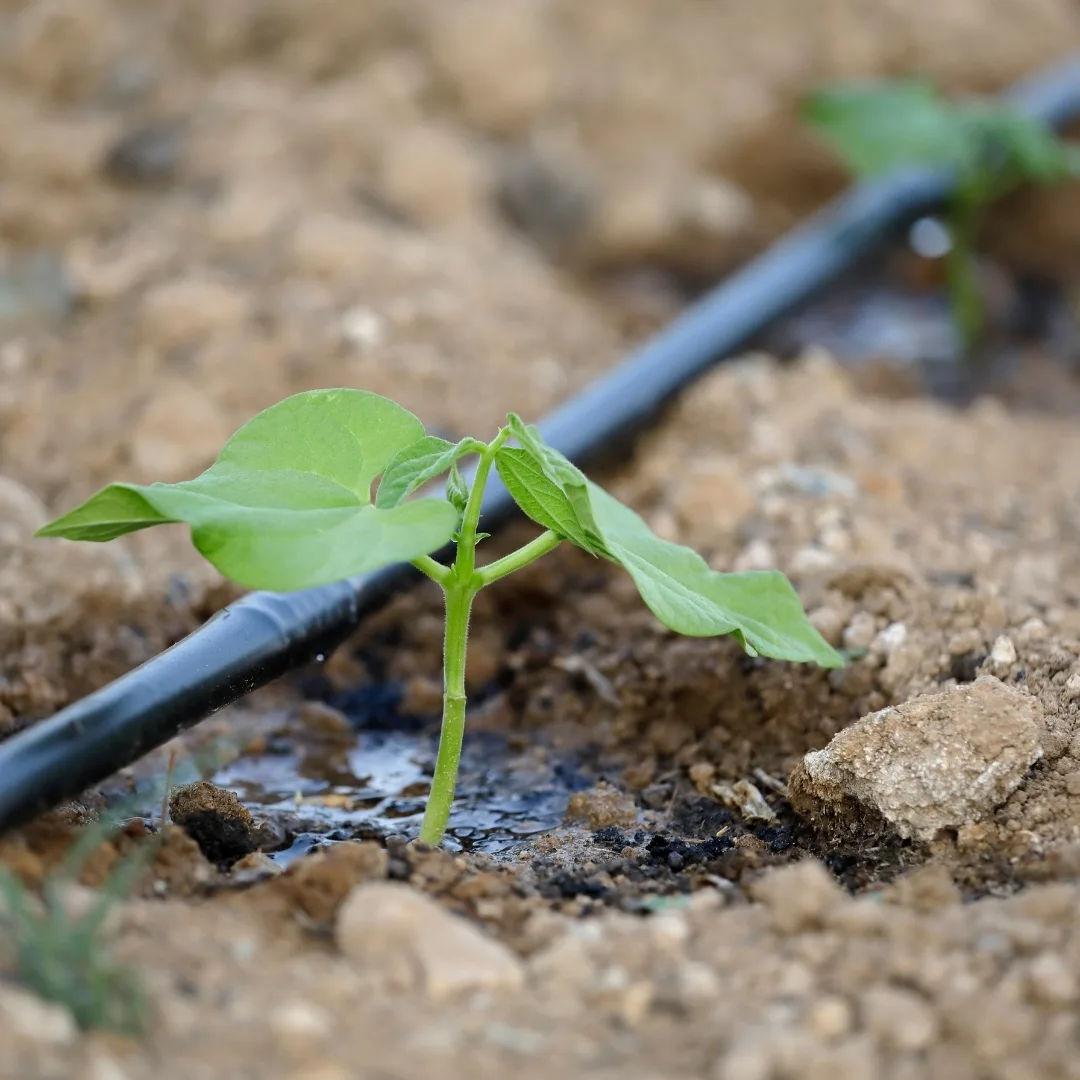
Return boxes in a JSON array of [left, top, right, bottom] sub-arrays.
[[804, 78, 1080, 350], [0, 774, 177, 1035]]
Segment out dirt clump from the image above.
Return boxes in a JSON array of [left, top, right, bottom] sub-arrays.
[[790, 676, 1045, 842], [564, 781, 638, 829], [168, 781, 262, 867], [275, 840, 388, 926]]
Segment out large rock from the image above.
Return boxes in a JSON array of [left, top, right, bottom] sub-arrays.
[[789, 677, 1043, 841], [335, 882, 524, 1000]]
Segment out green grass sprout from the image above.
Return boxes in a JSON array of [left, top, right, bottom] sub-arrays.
[[0, 760, 182, 1033], [37, 390, 843, 846], [804, 77, 1080, 351]]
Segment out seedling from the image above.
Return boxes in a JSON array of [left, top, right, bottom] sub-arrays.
[[805, 78, 1080, 350], [0, 815, 155, 1034], [38, 390, 842, 845]]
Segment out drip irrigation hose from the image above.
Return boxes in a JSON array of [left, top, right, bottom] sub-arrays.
[[2, 57, 1080, 833]]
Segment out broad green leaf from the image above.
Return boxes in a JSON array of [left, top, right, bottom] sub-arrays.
[[804, 79, 960, 176], [587, 484, 844, 667], [375, 435, 485, 509], [37, 389, 459, 591], [496, 415, 607, 554], [495, 446, 607, 555], [806, 78, 1080, 193], [494, 417, 838, 666]]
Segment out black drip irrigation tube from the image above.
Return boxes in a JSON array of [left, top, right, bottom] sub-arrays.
[[3, 58, 1080, 833]]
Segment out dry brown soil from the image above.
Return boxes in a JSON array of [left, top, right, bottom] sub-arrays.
[[5, 3, 1080, 1079]]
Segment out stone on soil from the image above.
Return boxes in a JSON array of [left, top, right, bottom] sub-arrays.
[[789, 677, 1043, 841], [335, 881, 524, 1000]]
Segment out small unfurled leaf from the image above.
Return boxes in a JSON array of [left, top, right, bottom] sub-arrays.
[[495, 415, 607, 554], [375, 435, 485, 509], [37, 389, 459, 591], [587, 484, 843, 667], [446, 462, 469, 514]]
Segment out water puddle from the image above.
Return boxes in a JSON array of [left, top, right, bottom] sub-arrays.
[[211, 727, 586, 860]]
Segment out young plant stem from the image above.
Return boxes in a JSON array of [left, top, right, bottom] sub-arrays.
[[418, 429, 503, 846], [946, 194, 985, 354], [454, 428, 509, 584], [418, 581, 474, 846], [416, 427, 561, 846], [476, 529, 561, 587], [411, 553, 452, 587]]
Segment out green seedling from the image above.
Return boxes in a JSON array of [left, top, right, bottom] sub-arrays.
[[0, 814, 156, 1034], [37, 390, 842, 845], [804, 78, 1080, 350]]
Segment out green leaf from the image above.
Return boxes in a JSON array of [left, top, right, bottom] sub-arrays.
[[446, 462, 469, 514], [586, 484, 844, 667], [37, 389, 459, 591], [804, 79, 960, 176], [495, 415, 607, 554], [495, 446, 607, 555], [805, 78, 1080, 194], [375, 435, 485, 509], [963, 103, 1080, 185], [493, 418, 839, 667]]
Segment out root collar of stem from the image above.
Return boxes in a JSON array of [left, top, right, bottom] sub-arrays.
[[416, 428, 562, 846]]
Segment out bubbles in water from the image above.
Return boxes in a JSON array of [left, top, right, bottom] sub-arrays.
[[909, 217, 951, 259]]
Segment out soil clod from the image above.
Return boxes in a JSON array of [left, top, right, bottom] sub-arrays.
[[168, 781, 262, 867], [790, 676, 1044, 842]]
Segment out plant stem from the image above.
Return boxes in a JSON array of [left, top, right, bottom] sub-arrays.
[[475, 529, 562, 587], [454, 429, 509, 584], [417, 427, 562, 846], [417, 427, 508, 847], [411, 554, 452, 587], [418, 582, 474, 846], [946, 194, 985, 354]]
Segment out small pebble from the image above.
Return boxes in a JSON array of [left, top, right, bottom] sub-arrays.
[[299, 701, 354, 740], [339, 306, 385, 352], [991, 635, 1017, 668], [1026, 953, 1078, 1005], [842, 612, 877, 652], [1018, 617, 1049, 642], [674, 961, 721, 1006], [860, 986, 937, 1052], [712, 779, 776, 823], [808, 995, 853, 1040], [809, 607, 845, 646], [103, 120, 185, 185], [789, 546, 838, 574], [873, 621, 907, 656], [732, 538, 776, 572], [0, 987, 76, 1044], [271, 1000, 332, 1041]]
